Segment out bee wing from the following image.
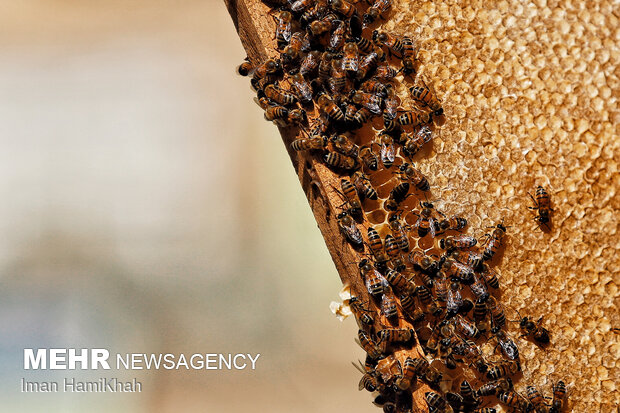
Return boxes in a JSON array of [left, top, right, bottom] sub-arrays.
[[349, 57, 359, 72], [384, 98, 399, 119], [292, 78, 313, 102], [364, 99, 383, 115], [340, 221, 364, 246], [283, 25, 292, 42], [381, 143, 396, 163], [429, 218, 437, 238]]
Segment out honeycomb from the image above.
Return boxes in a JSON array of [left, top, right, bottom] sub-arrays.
[[375, 0, 619, 411], [231, 0, 618, 410]]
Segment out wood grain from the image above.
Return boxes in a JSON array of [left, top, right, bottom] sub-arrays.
[[223, 0, 431, 411]]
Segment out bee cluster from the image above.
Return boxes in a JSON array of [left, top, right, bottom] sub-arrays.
[[236, 0, 565, 412]]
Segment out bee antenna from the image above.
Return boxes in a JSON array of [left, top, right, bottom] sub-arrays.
[[351, 360, 366, 374]]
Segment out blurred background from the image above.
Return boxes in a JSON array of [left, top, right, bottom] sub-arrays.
[[0, 1, 373, 411]]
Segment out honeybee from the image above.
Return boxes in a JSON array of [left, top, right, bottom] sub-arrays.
[[352, 90, 383, 115], [486, 360, 521, 380], [342, 42, 359, 73], [469, 272, 489, 302], [358, 370, 378, 392], [494, 329, 520, 360], [237, 59, 253, 76], [357, 48, 383, 80], [308, 113, 329, 137], [384, 179, 410, 211], [385, 268, 413, 294], [414, 358, 443, 387], [358, 146, 378, 171], [388, 214, 410, 252], [329, 0, 357, 18], [324, 151, 357, 170], [446, 281, 464, 317], [359, 259, 387, 297], [425, 391, 447, 412], [401, 36, 418, 74], [377, 328, 412, 352], [273, 10, 293, 47], [360, 79, 389, 98], [395, 356, 417, 390], [309, 15, 335, 36], [383, 86, 400, 120], [442, 257, 474, 284], [488, 296, 506, 332], [352, 107, 373, 125], [282, 32, 306, 64], [416, 284, 434, 309], [367, 227, 389, 268], [526, 387, 548, 413], [409, 251, 437, 276], [264, 84, 298, 105], [437, 215, 468, 234], [318, 52, 334, 83], [348, 296, 374, 326], [330, 134, 359, 158], [339, 178, 362, 216], [337, 211, 363, 247], [372, 30, 404, 57], [476, 378, 512, 397], [252, 58, 281, 82], [290, 135, 327, 151], [451, 316, 479, 341], [300, 50, 322, 76], [410, 84, 443, 116], [453, 339, 488, 373], [384, 235, 405, 270], [264, 105, 290, 121], [363, 0, 392, 26], [289, 0, 311, 11], [329, 59, 348, 95], [372, 133, 395, 169], [445, 391, 464, 411], [381, 293, 398, 318], [317, 93, 345, 121], [449, 249, 483, 270], [549, 380, 567, 413], [358, 329, 383, 359], [345, 102, 358, 124], [373, 63, 398, 80], [301, 0, 329, 20], [290, 72, 313, 103], [482, 221, 508, 261], [398, 108, 432, 127], [480, 262, 500, 289], [356, 36, 374, 54], [353, 171, 378, 200], [498, 390, 532, 412], [529, 185, 553, 230], [460, 380, 481, 409], [439, 235, 478, 250], [472, 297, 488, 328], [400, 162, 430, 191], [518, 314, 550, 345], [402, 130, 426, 158], [328, 19, 347, 52], [433, 273, 448, 303], [414, 201, 438, 238], [399, 293, 421, 319]]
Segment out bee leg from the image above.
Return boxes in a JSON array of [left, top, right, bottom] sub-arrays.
[[478, 233, 491, 246]]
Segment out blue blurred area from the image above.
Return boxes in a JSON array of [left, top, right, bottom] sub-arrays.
[[0, 2, 367, 412]]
